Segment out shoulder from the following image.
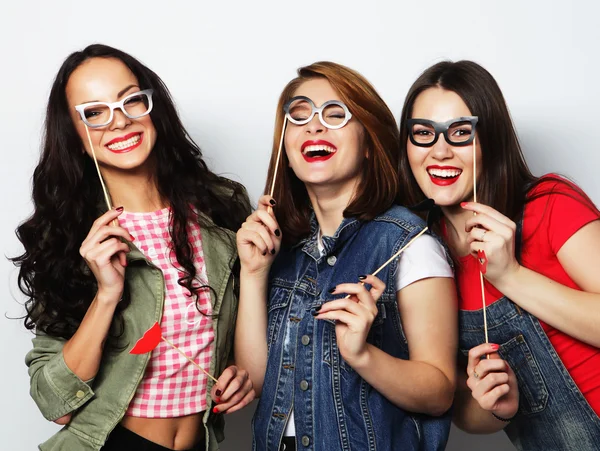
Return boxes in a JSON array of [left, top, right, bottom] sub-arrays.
[[525, 173, 599, 217], [524, 174, 599, 252], [527, 174, 595, 205], [372, 204, 427, 231], [212, 179, 252, 214]]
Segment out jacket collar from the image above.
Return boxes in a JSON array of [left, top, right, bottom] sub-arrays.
[[297, 212, 362, 261]]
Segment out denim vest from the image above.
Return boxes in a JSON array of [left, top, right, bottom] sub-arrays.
[[253, 205, 452, 451], [459, 219, 600, 451]]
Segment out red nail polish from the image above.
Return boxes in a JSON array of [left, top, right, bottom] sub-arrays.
[[130, 236, 135, 241], [212, 407, 219, 414], [460, 202, 468, 208], [477, 249, 488, 274], [490, 344, 500, 351], [116, 206, 124, 212], [215, 397, 221, 403]]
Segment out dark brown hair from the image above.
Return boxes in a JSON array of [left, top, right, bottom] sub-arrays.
[[397, 60, 598, 223], [265, 61, 399, 246], [11, 44, 250, 340]]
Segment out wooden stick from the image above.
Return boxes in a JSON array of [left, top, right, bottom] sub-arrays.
[[372, 227, 430, 277], [161, 336, 218, 383], [268, 116, 288, 199], [84, 125, 113, 211], [344, 227, 430, 299], [473, 136, 490, 345]]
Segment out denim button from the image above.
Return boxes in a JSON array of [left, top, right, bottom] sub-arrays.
[[76, 390, 85, 399], [326, 255, 337, 266], [301, 335, 310, 345], [300, 380, 309, 391], [301, 435, 310, 446]]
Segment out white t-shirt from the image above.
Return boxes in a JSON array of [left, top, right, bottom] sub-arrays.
[[283, 233, 453, 437]]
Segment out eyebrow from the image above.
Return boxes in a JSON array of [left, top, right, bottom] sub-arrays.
[[81, 84, 140, 104], [118, 84, 139, 98]]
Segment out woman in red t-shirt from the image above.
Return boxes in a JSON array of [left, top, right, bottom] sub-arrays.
[[398, 60, 600, 450]]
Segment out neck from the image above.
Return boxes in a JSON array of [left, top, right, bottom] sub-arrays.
[[306, 179, 359, 237], [99, 164, 166, 213]]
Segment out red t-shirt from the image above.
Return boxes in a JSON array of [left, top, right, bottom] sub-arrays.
[[453, 176, 600, 416]]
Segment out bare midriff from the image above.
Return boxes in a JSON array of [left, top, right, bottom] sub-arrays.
[[121, 411, 205, 450]]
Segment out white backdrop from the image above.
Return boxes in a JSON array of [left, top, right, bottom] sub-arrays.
[[2, 1, 599, 450]]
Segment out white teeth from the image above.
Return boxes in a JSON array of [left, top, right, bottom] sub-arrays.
[[428, 168, 462, 178], [107, 134, 141, 151], [302, 145, 337, 155]]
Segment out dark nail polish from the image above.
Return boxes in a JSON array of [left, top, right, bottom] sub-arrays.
[[269, 199, 276, 206], [275, 229, 281, 237], [216, 389, 222, 397], [262, 251, 267, 256], [328, 287, 336, 294], [270, 249, 276, 255], [116, 206, 124, 212], [315, 304, 322, 312], [358, 275, 367, 280]]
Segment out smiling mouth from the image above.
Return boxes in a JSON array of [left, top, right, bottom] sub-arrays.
[[301, 144, 337, 162], [302, 144, 337, 158], [427, 168, 462, 179], [106, 132, 143, 153], [427, 167, 462, 186]]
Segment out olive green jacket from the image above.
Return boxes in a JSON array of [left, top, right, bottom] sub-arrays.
[[25, 221, 239, 450]]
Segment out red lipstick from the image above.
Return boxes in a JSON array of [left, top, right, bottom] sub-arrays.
[[301, 140, 337, 163], [105, 132, 144, 154], [426, 165, 462, 186]]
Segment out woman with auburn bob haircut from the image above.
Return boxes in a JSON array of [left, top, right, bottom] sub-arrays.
[[235, 61, 458, 451], [398, 60, 600, 450], [14, 44, 254, 451]]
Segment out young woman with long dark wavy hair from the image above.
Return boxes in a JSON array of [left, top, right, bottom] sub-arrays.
[[398, 60, 600, 450], [12, 44, 254, 451]]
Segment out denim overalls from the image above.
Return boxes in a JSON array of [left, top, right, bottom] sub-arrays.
[[459, 219, 600, 450], [253, 205, 452, 451]]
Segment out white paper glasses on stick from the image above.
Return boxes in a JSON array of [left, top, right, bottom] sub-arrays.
[[268, 96, 353, 199]]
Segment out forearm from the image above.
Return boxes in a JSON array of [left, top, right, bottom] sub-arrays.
[[452, 387, 508, 434], [351, 344, 455, 416], [62, 294, 117, 381], [495, 266, 600, 347], [234, 269, 269, 395]]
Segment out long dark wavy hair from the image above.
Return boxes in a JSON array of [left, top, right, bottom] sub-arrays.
[[11, 44, 250, 340], [264, 61, 400, 246], [398, 60, 598, 225]]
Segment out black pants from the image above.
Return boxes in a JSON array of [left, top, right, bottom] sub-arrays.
[[102, 424, 204, 451], [279, 436, 296, 451]]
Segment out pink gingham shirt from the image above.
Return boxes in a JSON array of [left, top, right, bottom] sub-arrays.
[[122, 207, 214, 418]]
